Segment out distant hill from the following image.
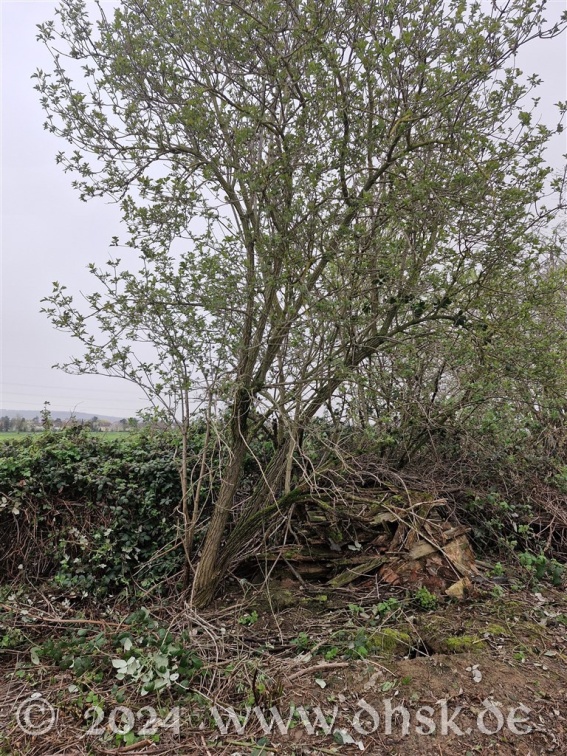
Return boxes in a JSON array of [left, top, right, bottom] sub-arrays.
[[0, 409, 123, 422]]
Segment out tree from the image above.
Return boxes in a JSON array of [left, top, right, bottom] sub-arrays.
[[37, 0, 566, 605]]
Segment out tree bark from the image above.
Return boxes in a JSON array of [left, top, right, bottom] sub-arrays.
[[221, 440, 292, 560], [190, 433, 248, 607]]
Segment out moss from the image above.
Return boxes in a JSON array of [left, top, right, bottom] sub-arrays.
[[492, 600, 523, 619], [485, 623, 509, 636], [367, 628, 413, 655], [418, 615, 487, 654], [304, 594, 331, 613], [443, 635, 485, 653], [255, 579, 307, 611], [328, 528, 344, 543], [265, 586, 297, 610]]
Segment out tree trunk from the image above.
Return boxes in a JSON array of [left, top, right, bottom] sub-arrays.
[[190, 434, 248, 607], [190, 439, 292, 606], [222, 440, 292, 560]]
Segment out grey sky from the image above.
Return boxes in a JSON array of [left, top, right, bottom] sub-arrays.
[[1, 0, 145, 417], [1, 0, 566, 419]]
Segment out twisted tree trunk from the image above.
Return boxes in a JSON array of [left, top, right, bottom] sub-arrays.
[[190, 433, 248, 607]]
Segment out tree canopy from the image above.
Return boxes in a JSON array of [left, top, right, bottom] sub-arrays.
[[37, 0, 567, 604]]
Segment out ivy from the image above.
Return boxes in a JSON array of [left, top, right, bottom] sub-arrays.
[[0, 428, 188, 596]]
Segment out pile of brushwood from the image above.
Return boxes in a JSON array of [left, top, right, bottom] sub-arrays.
[[236, 456, 479, 597]]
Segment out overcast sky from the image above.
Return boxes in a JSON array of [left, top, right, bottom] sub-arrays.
[[1, 0, 146, 417], [1, 1, 566, 419]]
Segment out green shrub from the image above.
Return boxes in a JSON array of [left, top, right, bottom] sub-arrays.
[[0, 427, 188, 595]]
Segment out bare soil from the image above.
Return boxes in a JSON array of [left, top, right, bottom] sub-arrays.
[[1, 576, 566, 755]]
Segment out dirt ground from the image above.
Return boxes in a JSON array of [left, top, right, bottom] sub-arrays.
[[1, 576, 566, 755]]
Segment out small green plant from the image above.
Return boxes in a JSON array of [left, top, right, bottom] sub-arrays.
[[290, 631, 312, 652], [347, 603, 365, 618], [413, 587, 438, 611], [84, 691, 104, 708], [548, 559, 564, 587], [371, 598, 400, 617], [111, 611, 203, 695], [114, 730, 153, 749], [518, 552, 564, 586], [112, 651, 178, 695], [0, 628, 25, 649], [33, 628, 107, 674], [238, 610, 259, 626], [345, 629, 369, 659], [491, 562, 504, 577], [23, 608, 203, 698], [519, 551, 548, 580], [491, 585, 505, 599]]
